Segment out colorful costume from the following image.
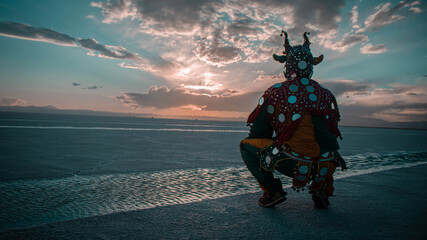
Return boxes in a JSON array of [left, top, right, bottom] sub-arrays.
[[240, 31, 345, 208]]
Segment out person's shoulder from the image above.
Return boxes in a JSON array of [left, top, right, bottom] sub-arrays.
[[310, 79, 333, 94], [264, 81, 286, 94], [308, 78, 321, 86]]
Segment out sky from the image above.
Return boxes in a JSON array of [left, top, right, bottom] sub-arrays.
[[0, 0, 426, 124]]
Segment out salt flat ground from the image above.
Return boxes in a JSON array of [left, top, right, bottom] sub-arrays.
[[2, 164, 426, 240]]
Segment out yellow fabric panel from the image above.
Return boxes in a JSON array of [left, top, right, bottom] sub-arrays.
[[240, 138, 274, 149], [284, 113, 320, 158]]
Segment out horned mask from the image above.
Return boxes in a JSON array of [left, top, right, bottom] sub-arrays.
[[273, 31, 323, 80]]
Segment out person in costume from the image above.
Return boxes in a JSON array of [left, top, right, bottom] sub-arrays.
[[240, 31, 346, 209]]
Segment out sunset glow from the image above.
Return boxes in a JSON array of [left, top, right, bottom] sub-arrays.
[[0, 0, 426, 124]]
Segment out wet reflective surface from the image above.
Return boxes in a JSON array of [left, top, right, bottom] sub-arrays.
[[0, 112, 426, 230]]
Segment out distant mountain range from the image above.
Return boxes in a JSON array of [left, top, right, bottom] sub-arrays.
[[0, 105, 246, 122], [0, 105, 149, 118], [339, 115, 427, 130], [0, 105, 426, 130]]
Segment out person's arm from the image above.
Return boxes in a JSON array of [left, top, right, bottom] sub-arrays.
[[312, 116, 348, 170], [248, 103, 274, 139], [312, 116, 339, 154]]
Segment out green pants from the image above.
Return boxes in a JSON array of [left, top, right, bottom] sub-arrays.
[[240, 140, 298, 192]]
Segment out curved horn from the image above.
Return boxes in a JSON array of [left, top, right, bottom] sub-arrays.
[[273, 53, 287, 63], [303, 32, 311, 46], [313, 54, 324, 65], [280, 30, 292, 53], [280, 30, 289, 45]]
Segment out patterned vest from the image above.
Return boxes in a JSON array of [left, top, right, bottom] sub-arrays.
[[247, 77, 341, 147]]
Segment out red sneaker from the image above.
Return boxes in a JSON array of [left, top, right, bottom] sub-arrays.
[[311, 191, 330, 209], [258, 190, 287, 208]]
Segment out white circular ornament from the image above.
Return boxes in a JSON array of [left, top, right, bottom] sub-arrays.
[[289, 85, 298, 92], [292, 113, 301, 121], [298, 60, 307, 69], [306, 86, 314, 92], [319, 167, 328, 176], [297, 175, 306, 181], [265, 155, 271, 165], [278, 113, 285, 123], [299, 165, 309, 174], [288, 96, 297, 104], [309, 94, 317, 102], [267, 105, 275, 114], [300, 78, 309, 85]]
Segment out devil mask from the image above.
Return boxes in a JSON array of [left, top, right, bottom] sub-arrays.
[[273, 31, 323, 80]]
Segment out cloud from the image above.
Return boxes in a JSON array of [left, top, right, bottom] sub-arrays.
[[349, 5, 360, 29], [92, 0, 213, 34], [116, 80, 427, 123], [0, 21, 77, 47], [408, 0, 422, 13], [87, 85, 103, 90], [118, 57, 191, 84], [0, 97, 27, 106], [97, 0, 422, 69], [194, 31, 242, 67], [0, 21, 144, 63], [409, 7, 422, 13], [90, 0, 138, 24], [78, 38, 141, 60], [362, 1, 409, 32], [117, 85, 261, 112], [91, 0, 347, 66], [72, 82, 103, 89], [322, 33, 369, 52], [360, 43, 387, 54], [320, 79, 374, 97], [341, 102, 427, 123], [244, 44, 276, 63], [319, 1, 419, 52], [118, 62, 156, 72], [338, 83, 427, 122]]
